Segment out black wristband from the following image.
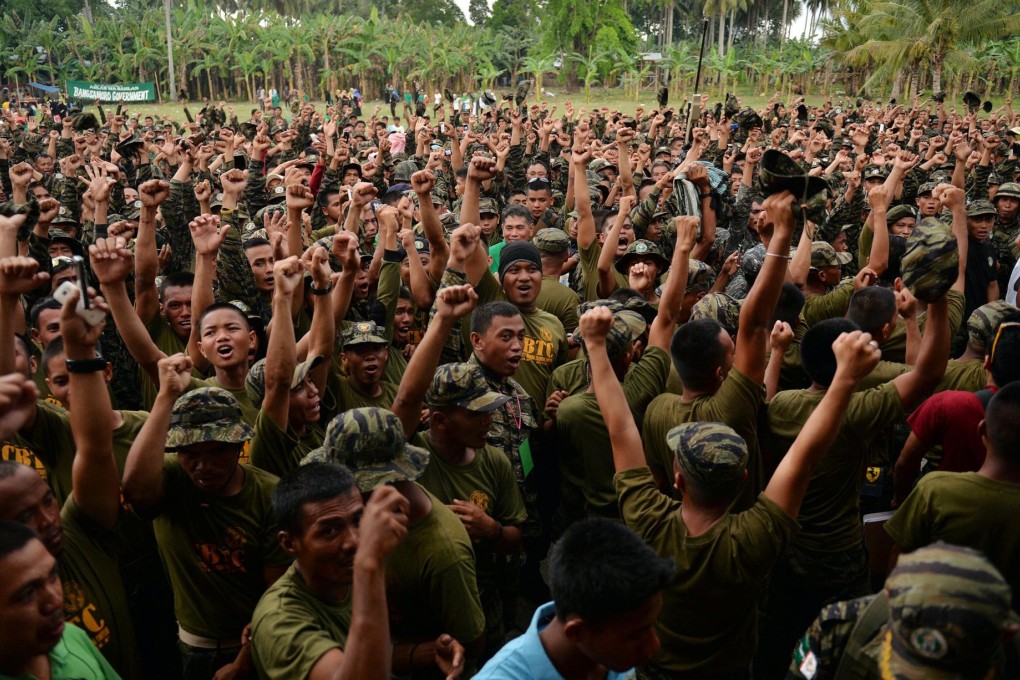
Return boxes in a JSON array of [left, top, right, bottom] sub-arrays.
[[309, 282, 333, 296], [65, 357, 107, 373]]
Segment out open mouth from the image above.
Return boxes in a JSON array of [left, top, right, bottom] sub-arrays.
[[216, 345, 234, 359], [507, 355, 521, 368]]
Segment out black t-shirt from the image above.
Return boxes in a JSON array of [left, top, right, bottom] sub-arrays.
[[965, 237, 997, 317]]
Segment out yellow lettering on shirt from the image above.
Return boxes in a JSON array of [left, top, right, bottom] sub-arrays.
[[195, 526, 249, 574], [63, 581, 111, 649], [239, 440, 251, 465], [1, 443, 48, 480], [521, 335, 555, 366]]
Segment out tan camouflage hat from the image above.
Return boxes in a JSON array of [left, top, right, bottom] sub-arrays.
[[341, 320, 388, 348], [425, 363, 511, 412], [966, 301, 1019, 351], [690, 293, 741, 336], [615, 239, 669, 275], [811, 241, 853, 269], [301, 407, 429, 491], [686, 258, 716, 294], [245, 355, 325, 407], [478, 197, 500, 216], [533, 228, 570, 253], [885, 542, 1013, 679], [900, 217, 959, 303], [166, 387, 254, 450], [575, 309, 647, 359], [666, 421, 748, 489]]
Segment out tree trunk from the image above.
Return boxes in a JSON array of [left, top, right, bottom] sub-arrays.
[[780, 0, 789, 45], [718, 9, 725, 58], [890, 71, 903, 99], [728, 7, 736, 53], [932, 54, 943, 94], [207, 70, 214, 101]]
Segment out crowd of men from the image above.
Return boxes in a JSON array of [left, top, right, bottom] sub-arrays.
[[0, 84, 1019, 680]]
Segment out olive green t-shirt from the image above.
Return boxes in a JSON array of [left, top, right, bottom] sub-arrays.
[[153, 457, 291, 639], [642, 366, 766, 511], [60, 497, 141, 679], [536, 276, 580, 335], [859, 356, 986, 393], [142, 313, 189, 409], [877, 290, 965, 364], [250, 562, 352, 680], [801, 279, 854, 328], [416, 433, 527, 590], [767, 381, 903, 554], [324, 372, 400, 418], [187, 375, 260, 426], [385, 485, 485, 647], [579, 238, 627, 302], [556, 346, 671, 519], [249, 411, 325, 478], [615, 467, 798, 674], [885, 472, 1020, 610]]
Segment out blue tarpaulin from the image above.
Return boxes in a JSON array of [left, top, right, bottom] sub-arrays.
[[29, 82, 60, 93]]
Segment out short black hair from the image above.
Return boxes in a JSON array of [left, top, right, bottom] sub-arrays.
[[549, 518, 674, 625], [243, 237, 272, 252], [159, 271, 195, 299], [13, 333, 33, 360], [0, 520, 39, 560], [29, 297, 61, 330], [592, 209, 616, 235], [471, 301, 521, 335], [526, 178, 552, 195], [273, 462, 358, 535], [501, 204, 533, 225], [197, 302, 251, 334], [989, 314, 1020, 388], [671, 319, 727, 391], [847, 287, 896, 337], [41, 337, 65, 376], [773, 282, 805, 328], [801, 318, 860, 387]]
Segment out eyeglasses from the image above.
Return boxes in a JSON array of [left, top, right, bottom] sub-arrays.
[[990, 322, 1020, 364]]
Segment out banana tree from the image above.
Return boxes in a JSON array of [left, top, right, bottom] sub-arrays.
[[521, 50, 556, 101], [570, 47, 614, 102]]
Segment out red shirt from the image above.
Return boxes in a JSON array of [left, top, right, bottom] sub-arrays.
[[907, 389, 995, 472]]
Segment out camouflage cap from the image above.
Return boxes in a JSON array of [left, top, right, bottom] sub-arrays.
[[965, 199, 996, 217], [210, 192, 224, 209], [477, 197, 500, 216], [576, 299, 624, 317], [886, 542, 1013, 678], [929, 171, 952, 185], [987, 172, 1003, 186], [166, 387, 254, 451], [425, 363, 512, 412], [266, 184, 288, 204], [811, 241, 853, 269], [863, 165, 889, 180], [51, 206, 78, 226], [966, 301, 1019, 351], [686, 258, 716, 294], [666, 422, 748, 489], [301, 407, 429, 491], [533, 227, 569, 253], [993, 182, 1020, 201], [47, 229, 83, 256], [341, 320, 388, 348], [900, 217, 959, 303], [254, 203, 287, 224], [689, 293, 741, 336], [392, 159, 418, 184], [121, 200, 143, 221], [615, 239, 669, 275], [917, 182, 938, 197], [589, 158, 617, 174], [758, 149, 830, 226], [245, 355, 325, 408], [575, 309, 647, 359], [741, 244, 766, 280]]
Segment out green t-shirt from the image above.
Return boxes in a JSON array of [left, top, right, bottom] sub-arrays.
[[385, 485, 485, 647], [152, 458, 291, 639], [615, 467, 798, 674], [142, 313, 189, 409], [767, 381, 903, 554], [249, 411, 325, 478], [536, 276, 580, 335], [642, 367, 766, 511], [471, 271, 570, 405], [801, 279, 854, 328], [579, 238, 627, 302], [0, 622, 121, 680], [885, 472, 1020, 610], [416, 433, 527, 590], [877, 290, 965, 365], [324, 372, 399, 417], [187, 376, 260, 427], [59, 498, 140, 679], [555, 346, 670, 519], [250, 563, 352, 680]]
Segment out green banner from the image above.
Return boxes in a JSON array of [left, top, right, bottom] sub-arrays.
[[65, 80, 156, 103]]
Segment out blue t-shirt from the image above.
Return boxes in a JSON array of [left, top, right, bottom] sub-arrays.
[[474, 602, 637, 679]]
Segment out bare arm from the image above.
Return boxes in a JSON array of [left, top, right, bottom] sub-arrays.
[[134, 180, 170, 323], [647, 217, 697, 352], [262, 257, 304, 431], [410, 170, 450, 278]]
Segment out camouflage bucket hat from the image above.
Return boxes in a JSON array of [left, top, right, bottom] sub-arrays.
[[758, 149, 831, 226], [993, 182, 1020, 201], [245, 355, 324, 407], [615, 239, 669, 275], [666, 422, 748, 489], [686, 258, 716, 294], [533, 227, 569, 253], [965, 199, 996, 218], [900, 217, 959, 303], [166, 387, 254, 450], [341, 320, 388, 349], [575, 309, 647, 359], [392, 159, 418, 184], [811, 241, 853, 269], [301, 407, 429, 491], [917, 182, 938, 197], [477, 197, 500, 216], [966, 301, 1019, 351], [689, 293, 741, 336], [741, 244, 766, 280], [425, 363, 511, 412], [886, 542, 1013, 678], [47, 228, 83, 256]]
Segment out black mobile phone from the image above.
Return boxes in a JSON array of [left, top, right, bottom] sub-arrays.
[[73, 255, 89, 308], [343, 130, 350, 142], [234, 153, 247, 171], [624, 119, 637, 130]]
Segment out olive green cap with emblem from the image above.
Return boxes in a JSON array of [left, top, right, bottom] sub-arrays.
[[341, 320, 388, 348], [966, 301, 1019, 351], [165, 387, 254, 451], [245, 355, 325, 408], [533, 228, 569, 253], [51, 205, 78, 227], [615, 239, 669, 274], [900, 217, 959, 303], [667, 421, 748, 490], [425, 363, 512, 412], [300, 407, 429, 491], [885, 542, 1013, 679]]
